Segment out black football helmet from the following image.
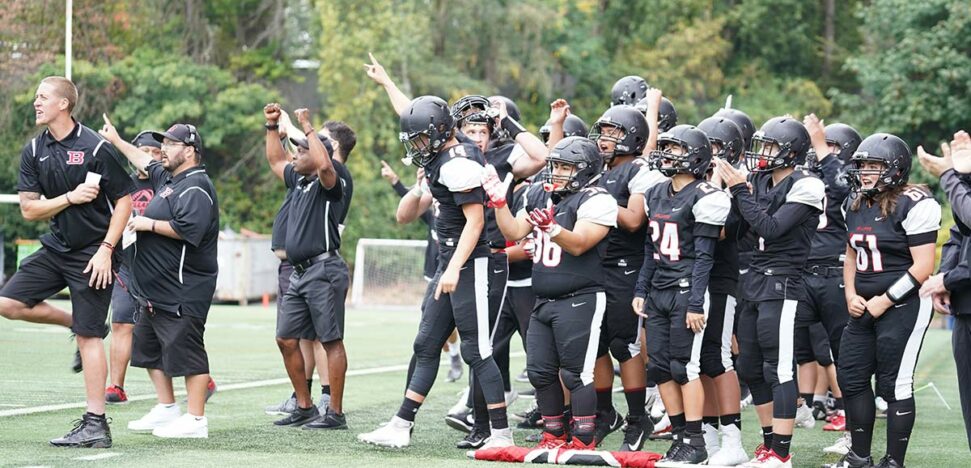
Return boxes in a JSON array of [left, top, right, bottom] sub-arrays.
[[450, 95, 492, 123], [399, 96, 455, 167], [824, 123, 863, 164], [745, 117, 810, 172], [611, 75, 650, 106], [634, 96, 678, 132], [539, 115, 589, 144], [650, 125, 713, 178], [847, 133, 912, 197], [697, 116, 744, 165], [589, 105, 650, 164], [545, 136, 603, 194], [714, 107, 756, 152]]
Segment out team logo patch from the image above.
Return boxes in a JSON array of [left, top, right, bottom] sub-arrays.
[[66, 151, 85, 165], [158, 186, 175, 198]]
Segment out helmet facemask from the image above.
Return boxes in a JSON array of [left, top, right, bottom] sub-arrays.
[[745, 134, 792, 172], [590, 122, 626, 165]]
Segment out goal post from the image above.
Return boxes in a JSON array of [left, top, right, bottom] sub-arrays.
[[351, 238, 430, 310]]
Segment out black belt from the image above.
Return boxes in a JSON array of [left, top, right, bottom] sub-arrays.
[[439, 238, 487, 248], [752, 266, 800, 276], [805, 264, 842, 276], [292, 251, 334, 274]]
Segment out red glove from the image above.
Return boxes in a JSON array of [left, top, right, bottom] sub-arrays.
[[481, 164, 512, 208], [527, 207, 562, 238]]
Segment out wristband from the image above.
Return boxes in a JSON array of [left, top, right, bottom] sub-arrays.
[[151, 220, 157, 233], [548, 223, 563, 238], [265, 123, 280, 130], [65, 192, 74, 205], [305, 127, 316, 136], [886, 271, 920, 304], [500, 116, 527, 140], [100, 241, 114, 252]]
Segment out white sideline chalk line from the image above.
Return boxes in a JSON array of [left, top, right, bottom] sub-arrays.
[[0, 352, 525, 418], [74, 452, 122, 461]]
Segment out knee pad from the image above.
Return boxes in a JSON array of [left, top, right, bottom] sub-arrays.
[[670, 359, 689, 385], [609, 337, 638, 363], [559, 368, 584, 392], [647, 360, 672, 385], [700, 353, 727, 379], [815, 354, 833, 367], [527, 368, 558, 390], [749, 382, 774, 406], [763, 359, 793, 387], [836, 368, 870, 400], [736, 359, 764, 386]]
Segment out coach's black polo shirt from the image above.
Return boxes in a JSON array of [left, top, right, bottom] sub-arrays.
[[17, 121, 133, 253], [131, 161, 219, 318], [283, 164, 344, 264]]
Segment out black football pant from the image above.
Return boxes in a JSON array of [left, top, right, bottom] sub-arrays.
[[794, 269, 848, 366], [736, 298, 798, 419]]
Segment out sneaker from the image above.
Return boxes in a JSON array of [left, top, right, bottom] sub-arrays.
[[71, 347, 83, 374], [649, 413, 673, 440], [264, 393, 298, 416], [448, 387, 471, 416], [505, 388, 519, 406], [471, 428, 515, 454], [824, 412, 847, 431], [748, 443, 771, 464], [740, 384, 753, 409], [316, 393, 332, 414], [152, 413, 208, 438], [813, 400, 830, 421], [516, 404, 544, 429], [128, 403, 181, 432], [534, 431, 568, 449], [823, 450, 874, 468], [663, 439, 682, 459], [516, 369, 530, 383], [456, 425, 490, 449], [50, 413, 112, 448], [593, 409, 623, 445], [643, 390, 659, 418], [661, 440, 708, 464], [824, 433, 852, 455], [649, 394, 666, 420], [105, 385, 128, 404], [619, 415, 647, 452], [358, 416, 413, 448], [874, 397, 888, 412], [273, 405, 318, 426], [875, 454, 904, 468], [709, 424, 748, 466], [745, 448, 792, 467], [795, 403, 816, 429], [446, 354, 464, 382], [445, 408, 474, 433], [303, 407, 347, 430], [205, 377, 217, 402], [565, 437, 596, 451]]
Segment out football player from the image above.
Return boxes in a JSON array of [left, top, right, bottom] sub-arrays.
[[713, 117, 826, 468], [830, 134, 940, 468]]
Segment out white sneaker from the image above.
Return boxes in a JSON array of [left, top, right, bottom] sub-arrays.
[[466, 428, 515, 457], [744, 449, 792, 467], [317, 393, 331, 414], [795, 404, 816, 429], [152, 413, 208, 438], [505, 389, 519, 407], [874, 396, 888, 412], [448, 387, 471, 416], [644, 388, 660, 417], [740, 393, 753, 409], [703, 423, 721, 456], [652, 413, 672, 436], [128, 403, 181, 432], [709, 424, 749, 466], [650, 396, 666, 420], [358, 416, 413, 448], [823, 432, 852, 455]]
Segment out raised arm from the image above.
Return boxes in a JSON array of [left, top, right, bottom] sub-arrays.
[[99, 113, 152, 171], [263, 103, 289, 181], [294, 108, 338, 190], [364, 52, 412, 115]]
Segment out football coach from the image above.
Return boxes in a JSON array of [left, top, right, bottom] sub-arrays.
[[99, 115, 219, 439]]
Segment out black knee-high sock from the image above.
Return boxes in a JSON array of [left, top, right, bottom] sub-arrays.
[[625, 387, 647, 418], [886, 398, 916, 464], [596, 386, 613, 413], [396, 397, 422, 422], [472, 376, 489, 428], [845, 390, 876, 457]]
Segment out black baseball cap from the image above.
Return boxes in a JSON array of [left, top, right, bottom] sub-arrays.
[[151, 124, 203, 155], [289, 132, 334, 155], [131, 130, 162, 149]]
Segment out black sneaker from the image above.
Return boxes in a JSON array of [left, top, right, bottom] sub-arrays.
[[71, 348, 83, 374], [875, 454, 904, 468], [516, 406, 543, 429], [273, 405, 319, 426], [661, 439, 707, 464], [302, 407, 347, 430], [823, 450, 875, 468], [456, 425, 490, 449], [50, 413, 112, 448], [663, 440, 682, 459], [813, 400, 830, 420], [619, 415, 648, 452], [593, 409, 623, 446], [444, 409, 473, 433]]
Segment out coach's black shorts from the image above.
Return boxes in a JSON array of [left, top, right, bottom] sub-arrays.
[[111, 266, 137, 325], [131, 308, 209, 377], [277, 254, 349, 343], [598, 265, 642, 362], [275, 260, 312, 340], [0, 245, 111, 338]]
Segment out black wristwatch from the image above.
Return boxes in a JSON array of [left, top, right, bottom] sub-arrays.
[[265, 122, 280, 130]]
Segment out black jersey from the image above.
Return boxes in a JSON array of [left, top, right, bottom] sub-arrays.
[[520, 184, 617, 299], [599, 157, 667, 267], [642, 179, 731, 290], [424, 142, 488, 247], [808, 155, 851, 265], [709, 204, 742, 295], [730, 170, 825, 301], [843, 186, 941, 298], [508, 182, 536, 282]]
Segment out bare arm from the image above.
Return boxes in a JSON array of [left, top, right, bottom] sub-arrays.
[[552, 219, 611, 257], [494, 200, 533, 241], [364, 52, 411, 115], [99, 113, 152, 171], [294, 108, 338, 189], [19, 191, 71, 221], [396, 189, 433, 225], [617, 193, 647, 232], [643, 89, 662, 153], [263, 103, 289, 181]]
